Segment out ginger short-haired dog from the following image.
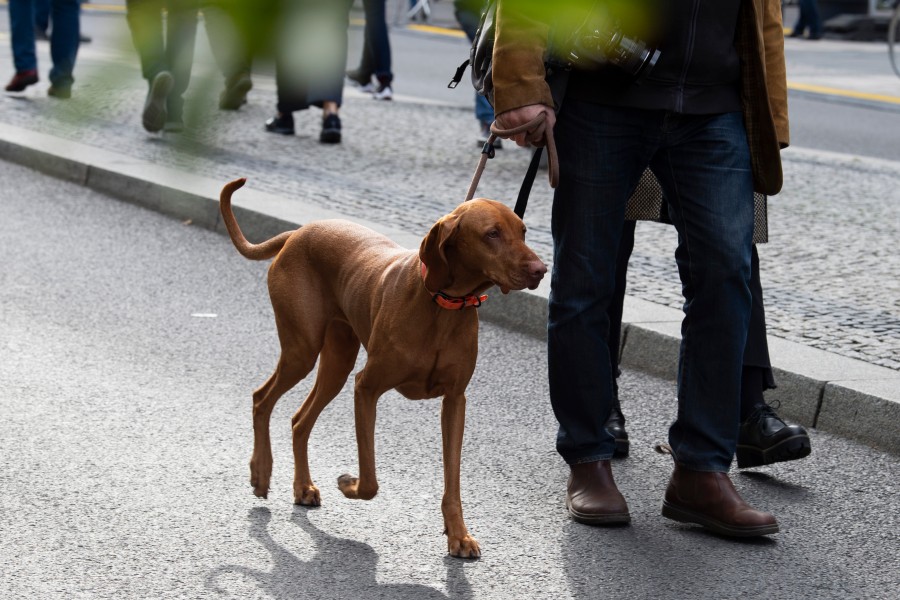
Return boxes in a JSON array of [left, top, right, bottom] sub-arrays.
[[220, 178, 546, 558]]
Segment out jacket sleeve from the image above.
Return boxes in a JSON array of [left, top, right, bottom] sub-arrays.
[[761, 0, 790, 148], [492, 0, 555, 115]]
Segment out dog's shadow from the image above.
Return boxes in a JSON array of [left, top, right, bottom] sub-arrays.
[[206, 506, 471, 599]]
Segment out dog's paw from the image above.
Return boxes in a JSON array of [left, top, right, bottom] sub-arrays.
[[294, 484, 321, 506], [447, 535, 481, 559], [249, 474, 269, 499], [337, 473, 378, 500]]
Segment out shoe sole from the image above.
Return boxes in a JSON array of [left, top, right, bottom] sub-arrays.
[[143, 73, 174, 133], [566, 498, 631, 525], [662, 501, 779, 537], [736, 433, 812, 469], [320, 130, 341, 144]]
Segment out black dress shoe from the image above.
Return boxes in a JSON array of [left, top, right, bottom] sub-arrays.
[[320, 113, 341, 144], [604, 395, 630, 458], [265, 113, 295, 135], [736, 403, 811, 468]]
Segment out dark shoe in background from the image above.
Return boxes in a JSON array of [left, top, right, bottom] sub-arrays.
[[5, 70, 39, 92], [265, 113, 295, 135], [566, 460, 631, 525], [48, 85, 71, 99], [604, 394, 630, 458], [319, 113, 342, 144], [736, 403, 812, 468], [477, 121, 503, 150], [219, 72, 252, 110], [662, 464, 779, 537], [142, 71, 174, 133], [79, 33, 92, 44], [35, 28, 50, 41]]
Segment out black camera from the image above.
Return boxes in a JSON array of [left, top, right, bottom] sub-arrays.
[[566, 24, 661, 80]]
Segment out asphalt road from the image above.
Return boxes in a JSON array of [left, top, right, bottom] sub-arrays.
[[2, 150, 900, 599]]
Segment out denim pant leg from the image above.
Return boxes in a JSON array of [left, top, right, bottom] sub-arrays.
[[48, 0, 80, 88], [549, 101, 654, 464], [650, 112, 755, 472], [9, 0, 38, 73], [36, 0, 52, 33]]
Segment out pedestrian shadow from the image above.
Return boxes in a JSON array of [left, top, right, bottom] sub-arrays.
[[205, 506, 472, 599]]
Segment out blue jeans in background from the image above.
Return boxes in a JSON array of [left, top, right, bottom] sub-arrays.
[[8, 0, 80, 88], [454, 1, 494, 126], [549, 101, 755, 472]]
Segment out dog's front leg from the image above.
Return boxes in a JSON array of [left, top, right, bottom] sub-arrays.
[[441, 393, 481, 559], [338, 374, 381, 501]]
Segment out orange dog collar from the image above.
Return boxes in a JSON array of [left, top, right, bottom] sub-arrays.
[[421, 262, 488, 310]]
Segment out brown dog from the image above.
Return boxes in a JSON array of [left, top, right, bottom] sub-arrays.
[[220, 178, 546, 558]]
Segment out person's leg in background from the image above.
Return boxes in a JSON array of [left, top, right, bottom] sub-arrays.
[[6, 0, 40, 91], [454, 0, 499, 148], [125, 0, 198, 132], [161, 0, 198, 129], [351, 0, 392, 99], [736, 245, 812, 467], [35, 0, 52, 39], [267, 0, 350, 144], [204, 0, 254, 110], [46, 0, 81, 98]]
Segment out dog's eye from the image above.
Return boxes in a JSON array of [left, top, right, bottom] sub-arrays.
[[486, 229, 500, 239]]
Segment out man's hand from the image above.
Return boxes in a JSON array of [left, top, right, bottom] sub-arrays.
[[494, 104, 556, 148]]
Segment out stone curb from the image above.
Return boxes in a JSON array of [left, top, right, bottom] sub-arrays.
[[2, 121, 898, 455]]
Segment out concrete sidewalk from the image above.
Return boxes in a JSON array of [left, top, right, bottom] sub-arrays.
[[0, 12, 898, 455]]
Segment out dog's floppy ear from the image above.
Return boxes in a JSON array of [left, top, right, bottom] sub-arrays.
[[419, 213, 460, 291]]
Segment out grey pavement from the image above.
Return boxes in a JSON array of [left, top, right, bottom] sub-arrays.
[[0, 3, 898, 461], [3, 156, 899, 600]]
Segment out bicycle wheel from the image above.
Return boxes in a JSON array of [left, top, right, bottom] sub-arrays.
[[890, 4, 900, 78]]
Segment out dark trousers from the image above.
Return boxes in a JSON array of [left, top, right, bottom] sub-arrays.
[[607, 221, 776, 414], [125, 0, 198, 116], [9, 0, 80, 87], [354, 0, 392, 83], [549, 101, 755, 471]]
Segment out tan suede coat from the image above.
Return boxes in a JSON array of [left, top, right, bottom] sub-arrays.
[[493, 0, 789, 195]]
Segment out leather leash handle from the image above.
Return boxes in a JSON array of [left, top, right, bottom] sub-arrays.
[[464, 112, 559, 203]]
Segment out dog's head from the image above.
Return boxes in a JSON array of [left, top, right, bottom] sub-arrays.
[[419, 199, 547, 295]]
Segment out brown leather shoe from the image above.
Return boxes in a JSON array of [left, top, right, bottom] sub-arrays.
[[662, 464, 778, 536], [566, 460, 631, 525], [5, 69, 39, 92]]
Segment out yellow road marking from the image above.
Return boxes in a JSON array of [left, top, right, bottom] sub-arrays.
[[787, 81, 900, 105], [407, 24, 467, 38]]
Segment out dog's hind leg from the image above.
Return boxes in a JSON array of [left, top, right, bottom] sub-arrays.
[[291, 320, 360, 506], [250, 352, 313, 499]]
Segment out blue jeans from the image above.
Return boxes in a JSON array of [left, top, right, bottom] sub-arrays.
[[455, 2, 494, 125], [793, 0, 823, 37], [549, 101, 755, 472], [9, 0, 80, 87]]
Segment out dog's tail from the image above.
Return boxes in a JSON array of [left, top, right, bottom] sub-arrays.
[[219, 178, 293, 261]]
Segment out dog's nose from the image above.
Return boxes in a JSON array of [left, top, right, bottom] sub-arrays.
[[529, 259, 548, 280]]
